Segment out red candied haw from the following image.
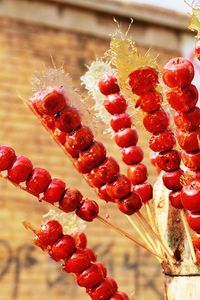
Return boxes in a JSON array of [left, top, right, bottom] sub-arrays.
[[166, 85, 198, 113], [63, 248, 91, 273], [26, 168, 51, 196], [65, 126, 94, 152], [72, 231, 87, 249], [186, 210, 200, 233], [104, 93, 127, 115], [176, 129, 199, 152], [143, 110, 169, 134], [49, 235, 76, 261], [169, 190, 183, 209], [192, 232, 200, 250], [76, 200, 99, 222], [195, 40, 200, 60], [181, 151, 200, 171], [84, 248, 97, 262], [35, 220, 63, 250], [162, 57, 194, 88], [111, 113, 132, 132], [54, 128, 67, 145], [77, 263, 105, 288], [133, 183, 153, 204], [44, 178, 66, 204], [110, 292, 129, 300], [8, 156, 33, 184], [42, 115, 55, 130], [106, 175, 131, 200], [121, 145, 144, 165], [149, 131, 176, 152], [95, 263, 107, 277], [115, 128, 138, 148], [136, 91, 162, 113], [127, 164, 147, 185], [55, 107, 81, 133], [181, 181, 200, 211], [182, 171, 200, 185], [74, 142, 106, 174], [91, 157, 120, 183], [97, 185, 115, 203], [59, 189, 83, 213], [128, 66, 158, 95], [87, 278, 118, 300], [64, 141, 79, 158], [155, 150, 181, 172], [98, 72, 120, 96], [162, 169, 183, 191], [118, 191, 142, 215], [0, 145, 16, 171], [86, 172, 104, 188], [174, 107, 200, 132]]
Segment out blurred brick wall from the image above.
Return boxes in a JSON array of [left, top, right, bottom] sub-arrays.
[[0, 15, 179, 300]]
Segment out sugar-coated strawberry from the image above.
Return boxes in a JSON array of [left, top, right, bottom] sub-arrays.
[[110, 292, 129, 300], [35, 220, 63, 250], [181, 181, 200, 211], [49, 235, 76, 261], [166, 85, 198, 113], [98, 72, 120, 95], [155, 150, 180, 172], [55, 107, 81, 133], [0, 145, 16, 171], [75, 142, 106, 174], [176, 129, 199, 152], [54, 128, 67, 145], [87, 278, 118, 300], [133, 183, 153, 204], [97, 185, 115, 203], [76, 200, 99, 222], [192, 232, 200, 250], [169, 190, 183, 209], [162, 169, 183, 191], [59, 188, 83, 213], [118, 191, 142, 215], [136, 91, 162, 113], [104, 93, 127, 115], [181, 151, 200, 171], [106, 175, 131, 200], [63, 248, 92, 273], [26, 168, 51, 196], [86, 172, 104, 188], [149, 131, 176, 152], [115, 128, 138, 148], [72, 231, 87, 249], [186, 210, 200, 233], [127, 164, 147, 185], [128, 67, 158, 95], [77, 263, 105, 288], [8, 156, 33, 183], [121, 145, 144, 165], [65, 126, 94, 152], [43, 178, 66, 204], [174, 107, 200, 132], [143, 110, 169, 133], [162, 57, 194, 88], [91, 157, 120, 183], [111, 113, 132, 132]]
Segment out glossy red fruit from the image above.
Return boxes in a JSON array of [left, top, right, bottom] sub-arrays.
[[169, 190, 183, 209], [55, 107, 81, 133], [77, 263, 105, 288], [182, 171, 200, 185], [176, 129, 199, 152], [115, 128, 138, 148], [88, 278, 118, 300], [166, 85, 198, 113], [143, 110, 169, 133], [149, 131, 176, 152], [118, 191, 142, 214], [26, 168, 51, 196], [98, 72, 120, 95], [104, 93, 127, 115], [59, 189, 83, 213], [84, 248, 97, 262], [97, 185, 115, 203], [72, 232, 87, 249], [181, 181, 200, 211], [174, 107, 200, 132], [111, 113, 132, 132], [91, 157, 120, 183], [136, 91, 162, 113], [42, 115, 55, 130], [64, 141, 79, 158], [63, 248, 91, 273], [35, 220, 63, 250], [110, 292, 129, 300], [195, 41, 200, 60], [49, 235, 76, 261], [162, 57, 194, 88], [8, 156, 33, 184], [75, 142, 106, 174], [128, 66, 158, 95], [76, 200, 99, 222], [0, 145, 16, 171], [181, 151, 200, 171], [127, 164, 147, 185], [133, 183, 152, 204], [186, 210, 200, 233], [65, 126, 94, 152], [106, 175, 131, 200], [54, 128, 67, 145], [121, 145, 144, 165], [155, 150, 181, 172], [162, 169, 183, 190], [44, 178, 66, 204], [192, 232, 200, 250], [86, 172, 104, 188]]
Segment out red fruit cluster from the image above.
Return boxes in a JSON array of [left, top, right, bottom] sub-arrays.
[[34, 220, 129, 300]]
